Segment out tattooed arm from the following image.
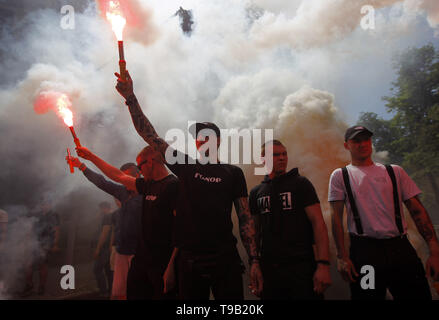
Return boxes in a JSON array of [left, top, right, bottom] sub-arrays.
[[234, 197, 263, 296], [114, 71, 170, 159], [405, 195, 439, 280], [234, 197, 259, 259]]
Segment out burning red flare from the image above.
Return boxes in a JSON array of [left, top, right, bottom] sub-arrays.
[[34, 91, 81, 147], [106, 1, 127, 41], [56, 94, 74, 127]]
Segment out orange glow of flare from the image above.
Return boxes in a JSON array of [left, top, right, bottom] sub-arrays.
[[56, 94, 74, 127], [106, 1, 126, 41]]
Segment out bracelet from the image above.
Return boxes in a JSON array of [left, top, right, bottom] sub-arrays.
[[316, 260, 330, 266], [125, 94, 137, 106], [79, 163, 86, 171]]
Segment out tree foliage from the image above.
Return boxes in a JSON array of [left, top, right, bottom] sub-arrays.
[[357, 44, 439, 213]]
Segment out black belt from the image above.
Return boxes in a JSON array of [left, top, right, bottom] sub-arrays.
[[349, 233, 407, 243]]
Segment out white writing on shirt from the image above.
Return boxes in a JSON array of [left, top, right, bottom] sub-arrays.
[[145, 195, 157, 201], [280, 192, 292, 210], [257, 192, 293, 214], [194, 172, 222, 183]]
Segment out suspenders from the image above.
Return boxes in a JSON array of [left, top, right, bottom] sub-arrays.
[[341, 165, 404, 235]]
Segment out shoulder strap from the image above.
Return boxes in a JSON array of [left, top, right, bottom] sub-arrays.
[[385, 165, 404, 234], [341, 167, 364, 235]]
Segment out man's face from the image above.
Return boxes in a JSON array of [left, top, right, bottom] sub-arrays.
[[264, 144, 288, 175], [136, 152, 157, 179], [195, 133, 220, 152], [344, 133, 373, 161]]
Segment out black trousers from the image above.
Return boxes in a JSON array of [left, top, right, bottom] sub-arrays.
[[261, 259, 323, 300], [126, 257, 176, 300], [349, 234, 431, 300], [177, 250, 244, 300]]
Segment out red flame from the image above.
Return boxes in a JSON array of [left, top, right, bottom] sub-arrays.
[[96, 0, 150, 43], [106, 1, 127, 41], [56, 94, 74, 127], [34, 91, 74, 127]]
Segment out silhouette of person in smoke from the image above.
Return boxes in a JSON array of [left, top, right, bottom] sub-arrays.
[[174, 6, 194, 35], [21, 198, 60, 296]]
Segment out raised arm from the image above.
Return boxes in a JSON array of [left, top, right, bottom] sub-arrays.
[[114, 71, 169, 159], [67, 155, 131, 198], [404, 195, 439, 280], [234, 197, 263, 296], [74, 147, 136, 192], [330, 200, 358, 282]]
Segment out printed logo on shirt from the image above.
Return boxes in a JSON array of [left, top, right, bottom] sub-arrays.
[[280, 192, 292, 210], [257, 196, 271, 214], [257, 192, 293, 214], [145, 195, 157, 201], [194, 172, 222, 183]]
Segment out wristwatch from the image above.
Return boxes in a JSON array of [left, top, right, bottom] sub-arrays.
[[316, 260, 330, 266]]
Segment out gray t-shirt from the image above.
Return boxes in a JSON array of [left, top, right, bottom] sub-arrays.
[[328, 163, 421, 239]]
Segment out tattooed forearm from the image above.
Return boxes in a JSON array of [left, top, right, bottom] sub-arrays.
[[126, 97, 169, 157], [406, 197, 438, 244], [411, 212, 435, 242], [235, 197, 259, 258]]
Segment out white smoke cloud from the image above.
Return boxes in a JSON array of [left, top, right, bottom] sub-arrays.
[[0, 0, 437, 299]]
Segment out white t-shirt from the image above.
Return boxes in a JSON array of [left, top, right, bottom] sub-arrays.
[[328, 163, 421, 239], [0, 209, 7, 223]]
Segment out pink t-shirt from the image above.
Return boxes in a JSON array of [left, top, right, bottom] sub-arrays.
[[328, 163, 421, 239]]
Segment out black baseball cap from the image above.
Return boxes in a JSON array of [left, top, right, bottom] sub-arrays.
[[344, 125, 373, 141], [189, 122, 221, 139]]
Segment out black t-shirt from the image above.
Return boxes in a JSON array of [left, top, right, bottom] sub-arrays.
[[166, 151, 248, 252], [249, 168, 319, 262], [135, 175, 179, 269]]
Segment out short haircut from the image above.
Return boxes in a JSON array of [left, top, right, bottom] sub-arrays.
[[120, 162, 139, 172], [99, 201, 111, 209], [136, 146, 163, 163], [261, 140, 284, 157], [120, 162, 139, 178]]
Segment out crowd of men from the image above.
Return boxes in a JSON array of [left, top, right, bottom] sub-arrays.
[[1, 68, 438, 300], [68, 70, 439, 300]]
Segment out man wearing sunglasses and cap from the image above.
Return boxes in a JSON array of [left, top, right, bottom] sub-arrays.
[[115, 71, 263, 299], [329, 125, 439, 300]]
